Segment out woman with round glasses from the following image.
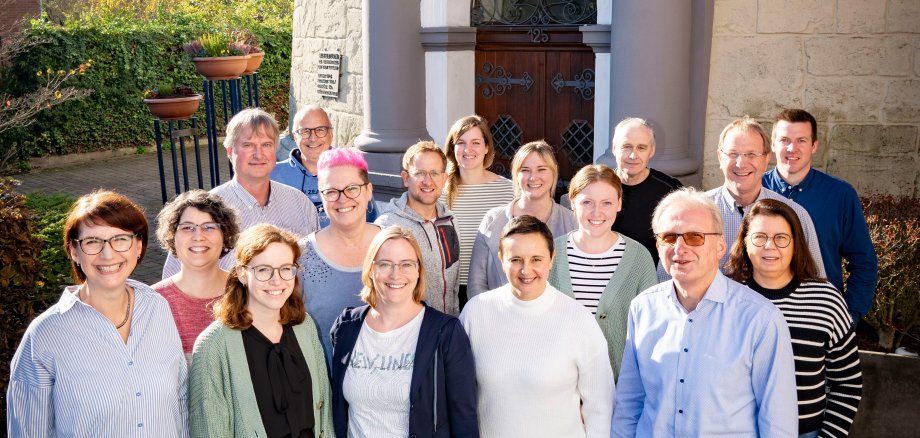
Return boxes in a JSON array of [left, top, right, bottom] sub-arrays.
[[8, 190, 188, 436], [725, 199, 862, 438], [300, 147, 382, 361], [548, 164, 656, 380], [441, 115, 515, 307], [461, 215, 613, 437], [468, 140, 576, 297], [330, 226, 478, 437], [152, 189, 240, 362], [189, 223, 333, 438]]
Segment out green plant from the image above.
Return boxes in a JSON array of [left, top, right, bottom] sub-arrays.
[[0, 180, 74, 422], [143, 83, 196, 99], [859, 195, 920, 351], [183, 33, 245, 58]]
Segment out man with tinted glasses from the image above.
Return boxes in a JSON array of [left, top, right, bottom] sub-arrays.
[[162, 108, 320, 278], [763, 108, 877, 325], [613, 187, 798, 437], [271, 104, 378, 227], [704, 117, 825, 277], [375, 141, 461, 315]]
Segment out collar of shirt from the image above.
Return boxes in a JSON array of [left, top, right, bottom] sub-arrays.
[[57, 279, 151, 315], [665, 272, 729, 314], [228, 177, 274, 209]]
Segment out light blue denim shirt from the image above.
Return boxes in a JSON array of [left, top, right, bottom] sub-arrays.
[[612, 272, 799, 437]]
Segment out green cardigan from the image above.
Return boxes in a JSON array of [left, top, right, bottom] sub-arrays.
[[188, 315, 335, 438], [548, 232, 657, 380]]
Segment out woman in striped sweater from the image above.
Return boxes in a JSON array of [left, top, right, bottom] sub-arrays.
[[548, 164, 657, 380], [726, 199, 862, 437], [441, 115, 515, 308]]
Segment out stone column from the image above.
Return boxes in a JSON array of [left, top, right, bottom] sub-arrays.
[[581, 24, 611, 162], [355, 0, 432, 190], [604, 0, 700, 178]]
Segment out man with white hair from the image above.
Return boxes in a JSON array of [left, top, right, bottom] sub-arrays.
[[613, 187, 798, 437], [609, 117, 683, 266], [272, 104, 378, 227]]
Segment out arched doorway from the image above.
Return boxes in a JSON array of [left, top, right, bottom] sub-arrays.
[[472, 1, 597, 194]]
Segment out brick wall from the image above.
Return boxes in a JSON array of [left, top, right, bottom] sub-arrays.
[[1, 0, 40, 39], [703, 0, 920, 197]]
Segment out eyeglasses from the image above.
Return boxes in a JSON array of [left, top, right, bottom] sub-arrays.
[[320, 183, 368, 202], [71, 234, 137, 255], [373, 260, 420, 274], [656, 232, 722, 247], [176, 222, 221, 234], [748, 232, 792, 248], [409, 169, 444, 180], [242, 264, 299, 281], [719, 149, 767, 161], [294, 126, 331, 138]]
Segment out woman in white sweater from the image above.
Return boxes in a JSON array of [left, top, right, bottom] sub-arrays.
[[460, 215, 614, 438]]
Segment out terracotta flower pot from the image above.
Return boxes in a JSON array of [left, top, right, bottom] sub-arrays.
[[143, 95, 202, 120], [192, 56, 249, 80], [244, 51, 265, 74]]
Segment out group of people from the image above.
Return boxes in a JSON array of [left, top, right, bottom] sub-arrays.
[[6, 105, 875, 437]]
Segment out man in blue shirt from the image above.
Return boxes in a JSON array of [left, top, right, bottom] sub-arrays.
[[613, 187, 798, 437], [763, 108, 878, 324], [271, 104, 377, 227]]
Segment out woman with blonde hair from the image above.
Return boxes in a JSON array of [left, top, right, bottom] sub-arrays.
[[189, 224, 333, 438], [467, 140, 576, 297], [441, 115, 515, 307], [547, 164, 657, 380], [330, 226, 478, 437], [8, 190, 187, 436]]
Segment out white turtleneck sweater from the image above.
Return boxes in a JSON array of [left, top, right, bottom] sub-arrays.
[[459, 283, 615, 438]]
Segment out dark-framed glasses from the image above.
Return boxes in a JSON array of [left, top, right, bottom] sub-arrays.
[[748, 232, 792, 248], [294, 126, 331, 138], [71, 234, 137, 255], [177, 222, 221, 234], [719, 149, 767, 161], [242, 264, 300, 281], [373, 260, 420, 274], [320, 183, 368, 202], [656, 232, 722, 247]]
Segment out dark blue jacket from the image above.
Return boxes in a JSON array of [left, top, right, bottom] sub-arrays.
[[329, 304, 479, 438]]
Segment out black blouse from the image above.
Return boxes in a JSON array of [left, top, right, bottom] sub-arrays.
[[242, 324, 315, 438]]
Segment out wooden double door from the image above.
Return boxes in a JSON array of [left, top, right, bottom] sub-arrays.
[[475, 26, 595, 193]]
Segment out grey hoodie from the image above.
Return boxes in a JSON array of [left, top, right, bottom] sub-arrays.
[[374, 193, 461, 315]]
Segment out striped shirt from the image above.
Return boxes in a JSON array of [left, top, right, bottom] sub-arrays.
[[747, 279, 862, 436], [566, 235, 626, 314], [7, 279, 189, 437], [162, 178, 320, 278], [441, 178, 515, 285]]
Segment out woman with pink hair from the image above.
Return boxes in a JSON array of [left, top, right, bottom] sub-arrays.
[[300, 148, 382, 361]]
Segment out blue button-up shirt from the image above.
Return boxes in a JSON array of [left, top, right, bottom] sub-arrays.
[[763, 168, 878, 322], [7, 280, 189, 437], [612, 273, 799, 437]]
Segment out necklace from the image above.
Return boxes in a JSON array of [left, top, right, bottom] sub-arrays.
[[115, 286, 132, 329]]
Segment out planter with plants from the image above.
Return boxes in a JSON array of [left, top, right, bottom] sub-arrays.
[[184, 33, 249, 80], [233, 30, 265, 74], [143, 84, 202, 120]]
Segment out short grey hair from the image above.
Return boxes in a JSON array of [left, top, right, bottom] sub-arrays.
[[612, 117, 656, 148], [652, 187, 724, 235], [224, 108, 280, 149], [292, 104, 332, 131]]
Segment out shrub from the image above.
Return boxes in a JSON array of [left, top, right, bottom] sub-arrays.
[[0, 9, 292, 167], [0, 180, 74, 422], [860, 195, 920, 351]]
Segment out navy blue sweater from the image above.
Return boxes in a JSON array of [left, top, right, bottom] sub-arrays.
[[329, 304, 479, 438]]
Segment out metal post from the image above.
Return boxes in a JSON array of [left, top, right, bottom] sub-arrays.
[[203, 79, 218, 187], [153, 119, 167, 204], [177, 119, 190, 192], [191, 117, 203, 189], [167, 120, 181, 197], [253, 71, 260, 107]]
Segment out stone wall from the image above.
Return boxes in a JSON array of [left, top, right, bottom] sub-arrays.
[[703, 0, 920, 196], [290, 0, 363, 147]]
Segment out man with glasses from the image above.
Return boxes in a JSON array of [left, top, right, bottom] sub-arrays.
[[701, 117, 825, 277], [613, 187, 798, 437], [271, 104, 378, 227], [762, 108, 877, 325], [163, 108, 319, 278], [375, 141, 461, 315]]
